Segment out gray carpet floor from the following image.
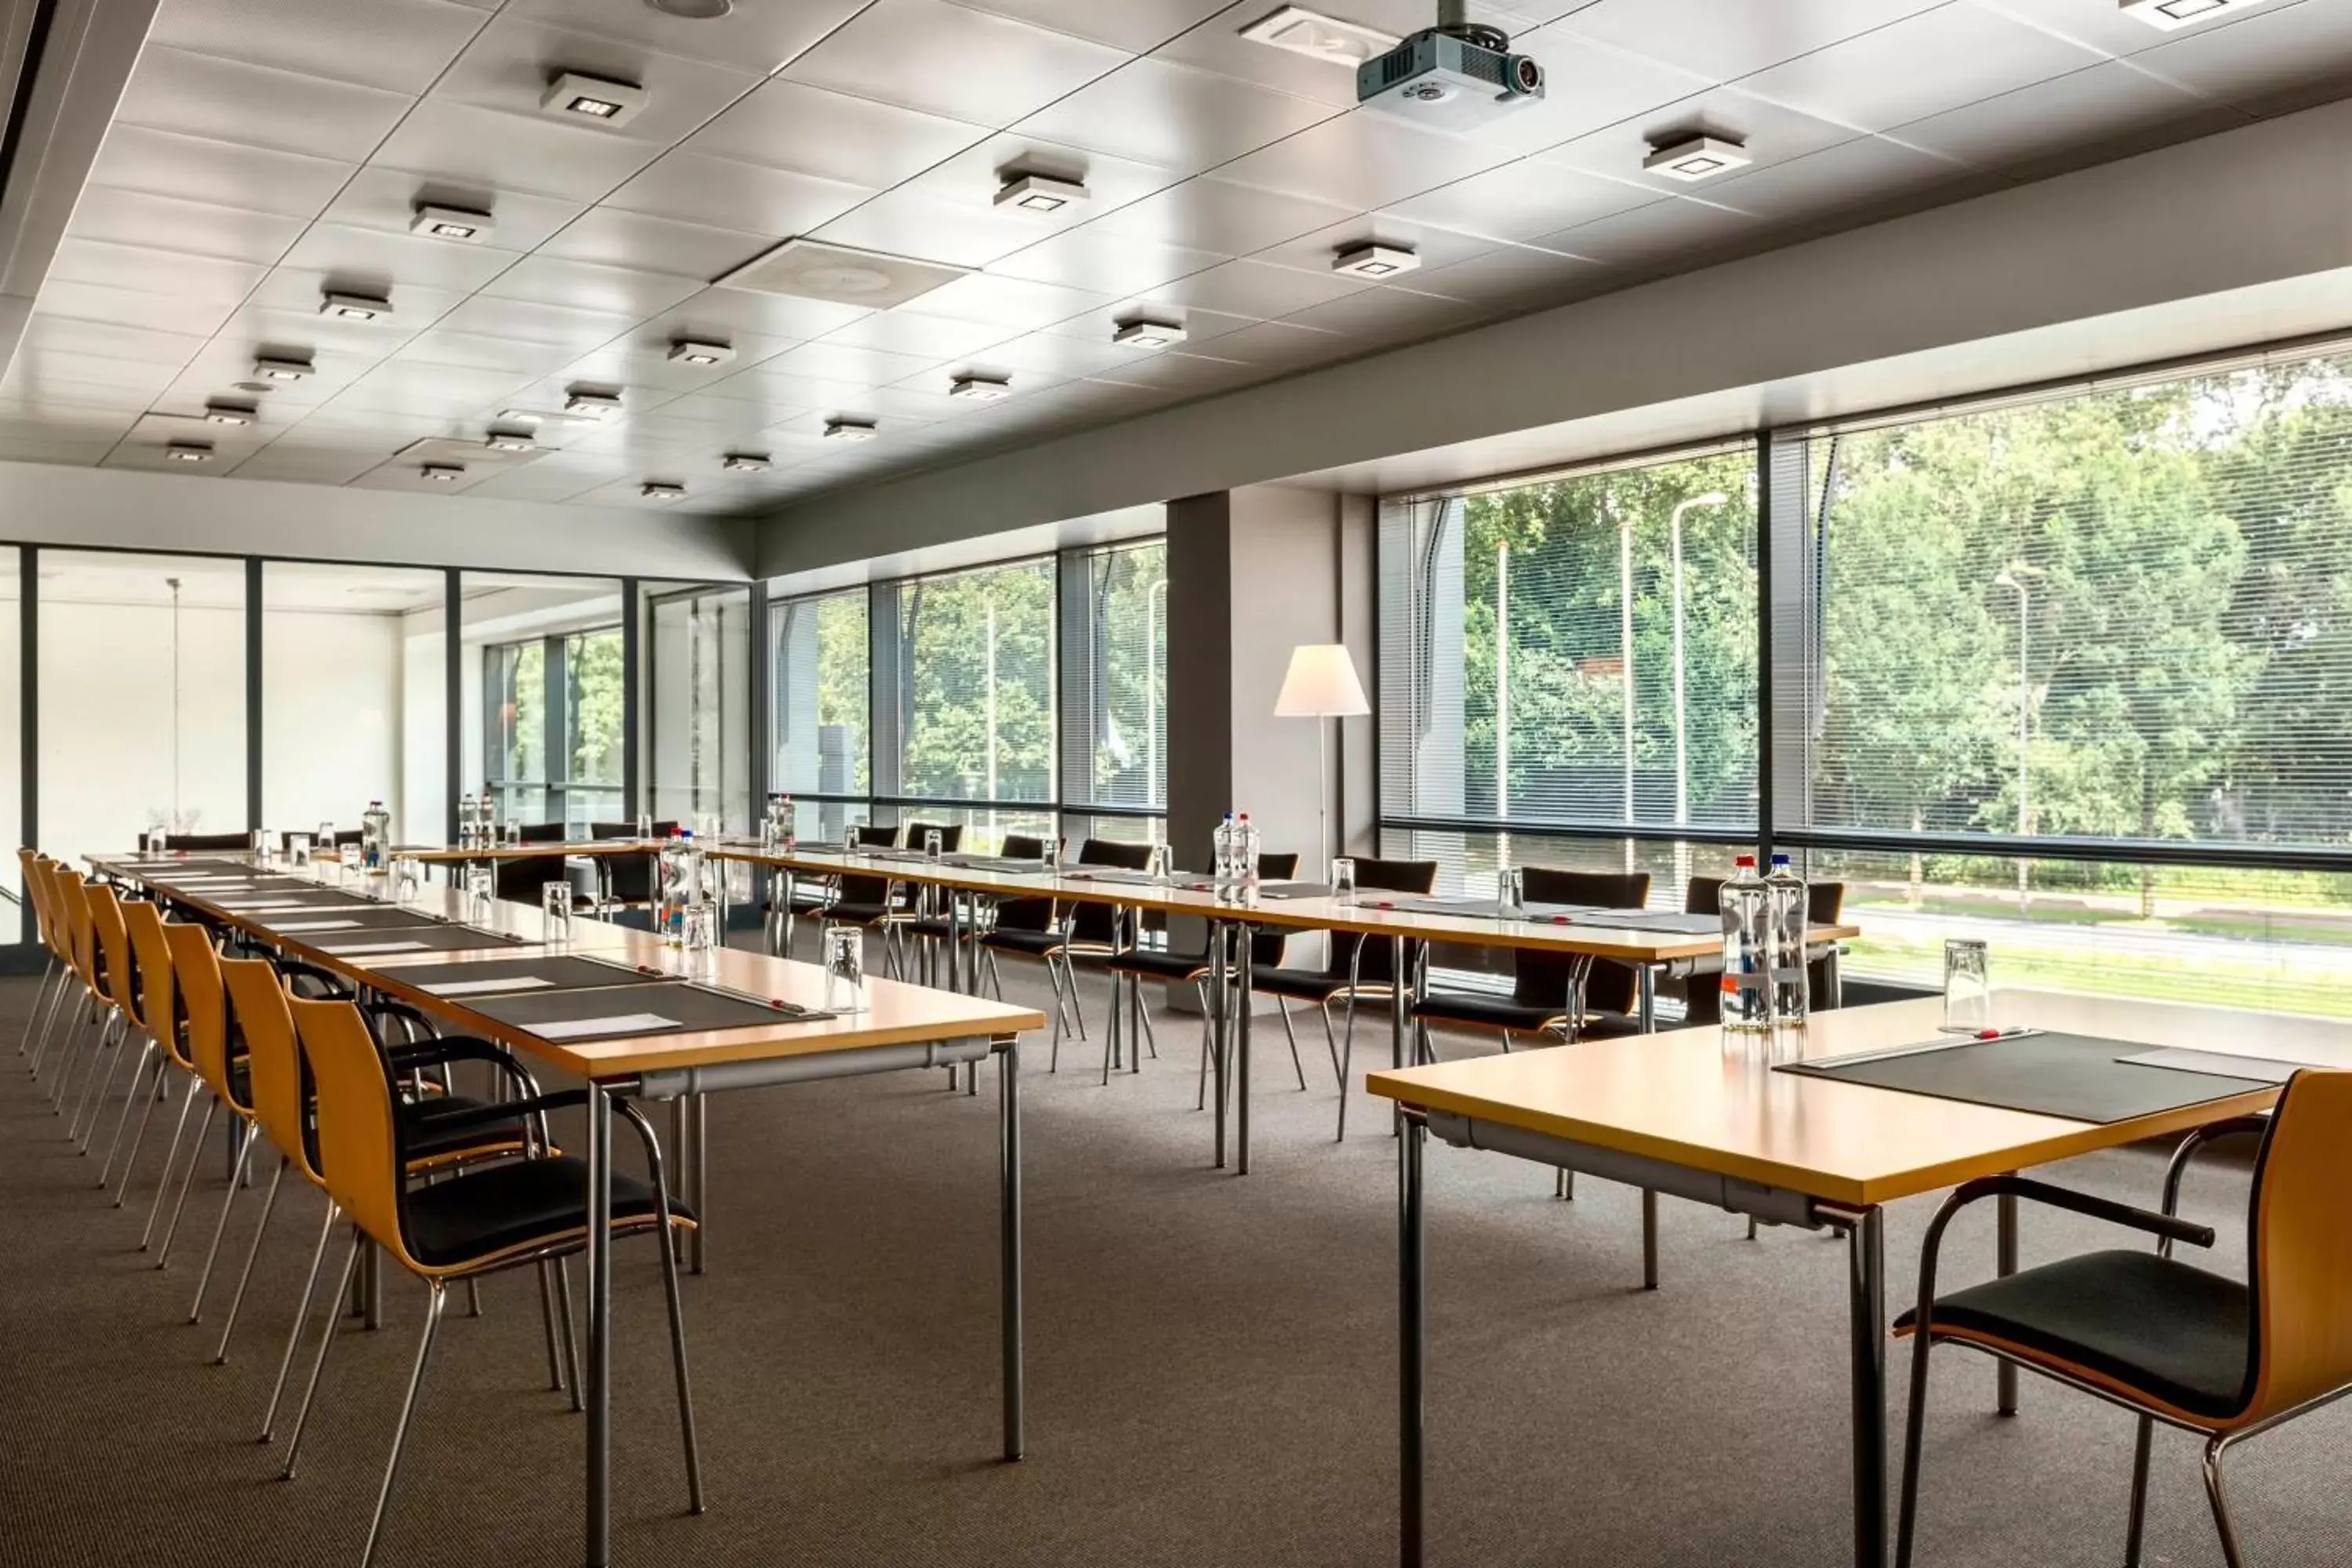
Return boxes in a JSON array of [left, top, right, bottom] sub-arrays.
[[0, 956, 2344, 1568]]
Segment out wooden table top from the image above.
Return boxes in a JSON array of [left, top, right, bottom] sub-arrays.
[[1367, 991, 2350, 1207], [89, 851, 1044, 1083], [707, 841, 1858, 964], [400, 840, 655, 862]]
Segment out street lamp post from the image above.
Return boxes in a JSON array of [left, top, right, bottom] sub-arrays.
[[1668, 492, 1729, 892], [1993, 566, 2042, 909]]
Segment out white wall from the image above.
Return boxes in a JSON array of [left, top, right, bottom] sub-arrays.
[[260, 608, 403, 843], [400, 606, 445, 844], [38, 597, 245, 871]]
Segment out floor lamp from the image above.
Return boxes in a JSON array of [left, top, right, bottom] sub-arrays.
[[1274, 644, 1370, 877]]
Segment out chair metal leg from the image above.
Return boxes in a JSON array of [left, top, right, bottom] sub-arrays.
[[138, 1075, 201, 1247], [359, 1282, 447, 1568], [654, 1199, 706, 1512], [96, 1039, 157, 1188], [189, 1123, 256, 1322], [24, 963, 62, 1069], [554, 1257, 584, 1414], [2202, 1436, 2248, 1568], [1318, 1000, 1341, 1084], [1047, 958, 1067, 1074], [535, 1261, 566, 1392], [213, 1155, 286, 1359], [155, 1095, 220, 1269], [1336, 996, 1357, 1142], [281, 1229, 365, 1479], [111, 1058, 171, 1207], [1101, 970, 1119, 1086], [47, 1001, 94, 1108], [1278, 1001, 1306, 1089], [2125, 1414, 2154, 1567], [1893, 1328, 1937, 1568], [71, 1013, 126, 1145], [261, 1200, 339, 1443]]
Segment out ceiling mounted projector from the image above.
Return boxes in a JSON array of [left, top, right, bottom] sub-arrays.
[[1357, 2, 1542, 133]]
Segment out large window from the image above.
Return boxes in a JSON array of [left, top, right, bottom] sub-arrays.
[[462, 574, 625, 833], [649, 582, 750, 834], [38, 551, 246, 873], [1776, 348, 2352, 1014], [1378, 447, 1757, 897], [885, 558, 1057, 810], [1062, 540, 1167, 821], [771, 587, 867, 841], [263, 561, 445, 845]]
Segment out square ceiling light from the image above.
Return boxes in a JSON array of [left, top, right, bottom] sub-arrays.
[[641, 481, 686, 501], [716, 238, 970, 311], [949, 372, 1013, 401], [484, 429, 536, 453], [540, 70, 647, 126], [164, 441, 212, 463], [1332, 241, 1418, 279], [253, 354, 313, 382], [667, 338, 735, 366], [823, 417, 879, 441], [203, 400, 258, 426], [422, 462, 466, 483], [1112, 316, 1185, 349], [995, 172, 1088, 214], [564, 389, 623, 419], [1643, 133, 1751, 182], [721, 452, 772, 472], [411, 202, 494, 241], [321, 290, 391, 321], [1239, 5, 1399, 65], [2119, 0, 2273, 27]]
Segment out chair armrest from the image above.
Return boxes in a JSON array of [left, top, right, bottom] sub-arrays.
[[388, 1034, 543, 1100], [363, 997, 440, 1044], [274, 958, 354, 1000], [2158, 1113, 2270, 1256], [402, 1087, 585, 1139]]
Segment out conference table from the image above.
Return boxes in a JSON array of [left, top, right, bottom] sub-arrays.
[[1370, 989, 2352, 1568], [89, 850, 1045, 1568]]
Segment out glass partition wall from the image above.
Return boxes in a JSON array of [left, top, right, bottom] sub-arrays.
[[1381, 340, 2352, 1019], [771, 539, 1167, 855], [462, 573, 626, 833], [648, 581, 750, 836]]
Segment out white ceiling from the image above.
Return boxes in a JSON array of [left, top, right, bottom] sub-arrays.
[[2, 0, 2347, 518]]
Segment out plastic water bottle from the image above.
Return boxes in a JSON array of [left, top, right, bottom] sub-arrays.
[[1236, 813, 1262, 885], [657, 831, 697, 946], [360, 801, 390, 869], [1719, 855, 1771, 1034], [1212, 812, 1237, 887], [1765, 853, 1810, 1029], [459, 793, 477, 850]]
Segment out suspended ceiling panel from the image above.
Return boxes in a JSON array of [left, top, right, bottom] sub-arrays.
[[0, 0, 2343, 517]]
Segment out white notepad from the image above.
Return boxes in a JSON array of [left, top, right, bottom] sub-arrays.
[[423, 976, 554, 997], [528, 1013, 680, 1040], [270, 920, 364, 932], [318, 940, 430, 954]]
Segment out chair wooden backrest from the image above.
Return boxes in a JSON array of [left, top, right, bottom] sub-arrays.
[[17, 850, 49, 952], [24, 855, 62, 962], [220, 955, 321, 1183], [164, 918, 252, 1112], [2238, 1069, 2352, 1428], [1516, 868, 1652, 1016], [54, 872, 96, 991], [122, 902, 185, 1069], [288, 995, 414, 1267], [84, 882, 140, 1024]]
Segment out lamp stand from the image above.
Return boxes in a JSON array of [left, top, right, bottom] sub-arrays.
[[1316, 716, 1331, 877]]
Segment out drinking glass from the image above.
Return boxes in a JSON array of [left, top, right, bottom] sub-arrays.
[[636, 812, 653, 841], [1332, 856, 1359, 907], [505, 821, 523, 848], [1942, 939, 1993, 1033], [287, 833, 313, 868], [392, 855, 422, 902], [543, 881, 574, 943], [465, 864, 494, 922], [317, 821, 336, 851], [698, 812, 721, 842], [823, 925, 867, 1013], [1147, 843, 1172, 882], [141, 829, 162, 857], [251, 829, 274, 868], [924, 827, 943, 862], [759, 818, 778, 851], [1497, 866, 1526, 919]]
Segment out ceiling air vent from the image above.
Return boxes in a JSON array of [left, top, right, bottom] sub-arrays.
[[715, 238, 969, 310]]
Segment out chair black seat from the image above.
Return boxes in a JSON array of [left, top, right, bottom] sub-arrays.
[[401, 1154, 688, 1269], [980, 927, 1065, 956], [822, 900, 898, 925], [1107, 947, 1211, 982], [402, 1094, 529, 1163], [1253, 965, 1363, 1002], [1410, 989, 1644, 1039], [1894, 1250, 2249, 1421]]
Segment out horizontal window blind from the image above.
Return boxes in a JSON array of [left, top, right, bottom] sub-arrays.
[[1379, 447, 1759, 836], [1804, 348, 2352, 858]]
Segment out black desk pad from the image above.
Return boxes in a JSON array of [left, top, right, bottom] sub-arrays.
[[243, 904, 463, 931], [1554, 909, 1722, 934], [1383, 897, 1601, 919], [1777, 1031, 2278, 1124], [463, 980, 833, 1041], [301, 924, 527, 956], [1257, 881, 1334, 900], [203, 887, 386, 909], [120, 857, 252, 876], [367, 953, 666, 996]]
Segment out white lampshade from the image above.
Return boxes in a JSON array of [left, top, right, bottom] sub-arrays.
[[1273, 643, 1370, 718]]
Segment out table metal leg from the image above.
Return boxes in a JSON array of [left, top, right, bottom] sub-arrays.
[[584, 1082, 613, 1567], [1399, 1110, 1427, 1568], [998, 1036, 1025, 1462], [1211, 920, 1229, 1170], [1237, 923, 1254, 1175], [1638, 964, 1659, 1287], [1846, 1205, 1888, 1568], [688, 1092, 708, 1276], [1637, 964, 1657, 1031], [1389, 935, 1406, 1137], [1995, 1189, 2017, 1415]]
